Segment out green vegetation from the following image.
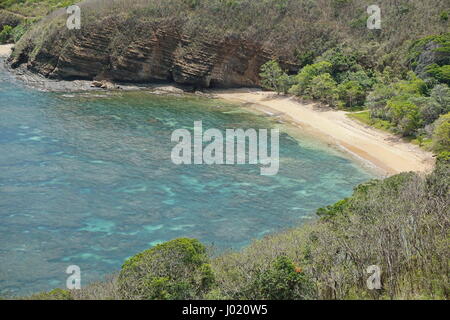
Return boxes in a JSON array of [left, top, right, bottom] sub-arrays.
[[27, 288, 73, 300], [0, 25, 12, 43], [308, 73, 339, 107], [427, 64, 450, 84], [0, 0, 76, 17], [288, 61, 333, 97], [337, 80, 365, 109], [244, 256, 315, 300], [259, 60, 290, 94], [118, 238, 214, 300], [432, 112, 450, 154], [347, 111, 392, 132], [408, 33, 450, 81], [5, 0, 449, 301], [366, 74, 449, 138], [0, 0, 76, 43], [10, 0, 450, 60], [260, 32, 450, 145]]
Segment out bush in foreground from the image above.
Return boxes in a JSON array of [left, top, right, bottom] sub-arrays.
[[27, 288, 73, 300], [212, 164, 449, 300], [250, 256, 315, 300], [118, 238, 215, 300]]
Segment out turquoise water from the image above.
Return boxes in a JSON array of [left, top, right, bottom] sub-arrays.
[[0, 66, 373, 296]]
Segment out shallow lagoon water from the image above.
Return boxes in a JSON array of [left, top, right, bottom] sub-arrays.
[[0, 68, 373, 295]]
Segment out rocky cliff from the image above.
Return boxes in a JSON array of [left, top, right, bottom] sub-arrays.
[[7, 0, 448, 88], [8, 13, 297, 88]]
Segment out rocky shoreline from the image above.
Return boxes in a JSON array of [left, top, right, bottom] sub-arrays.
[[2, 56, 216, 98]]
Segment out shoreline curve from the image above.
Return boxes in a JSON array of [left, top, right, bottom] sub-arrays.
[[212, 88, 435, 177]]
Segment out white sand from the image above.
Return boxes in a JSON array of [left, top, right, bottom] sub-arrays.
[[213, 89, 435, 176], [0, 44, 13, 58]]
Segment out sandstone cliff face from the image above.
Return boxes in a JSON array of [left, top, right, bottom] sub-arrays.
[[9, 16, 296, 88]]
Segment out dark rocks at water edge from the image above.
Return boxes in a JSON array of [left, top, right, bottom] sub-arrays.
[[2, 58, 214, 97]]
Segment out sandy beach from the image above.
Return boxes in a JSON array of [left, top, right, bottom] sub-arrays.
[[0, 44, 14, 58], [213, 88, 435, 176], [0, 42, 435, 176]]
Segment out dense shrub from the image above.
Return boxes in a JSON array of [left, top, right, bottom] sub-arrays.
[[27, 288, 73, 300], [315, 47, 358, 77], [436, 151, 450, 164], [212, 166, 448, 300], [11, 22, 30, 43], [15, 0, 446, 78], [386, 99, 422, 136], [426, 64, 450, 85], [0, 0, 77, 17], [250, 256, 315, 300], [259, 60, 290, 94], [118, 238, 215, 300], [337, 80, 366, 108], [338, 70, 374, 90], [432, 112, 450, 153], [312, 170, 449, 299], [258, 42, 449, 136], [365, 73, 449, 137], [0, 9, 22, 29], [70, 274, 121, 300], [0, 1, 77, 43], [394, 72, 427, 96], [276, 73, 294, 95], [316, 198, 351, 220], [366, 84, 396, 119], [0, 25, 12, 43], [308, 73, 339, 106], [430, 84, 450, 111], [288, 61, 332, 96]]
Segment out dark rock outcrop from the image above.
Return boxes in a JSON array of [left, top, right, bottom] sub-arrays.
[[9, 15, 297, 88]]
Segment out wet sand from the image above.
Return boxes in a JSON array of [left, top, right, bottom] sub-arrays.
[[213, 88, 435, 176]]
